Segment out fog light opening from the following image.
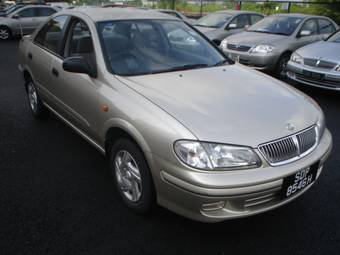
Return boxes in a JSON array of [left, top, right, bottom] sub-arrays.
[[201, 201, 225, 211]]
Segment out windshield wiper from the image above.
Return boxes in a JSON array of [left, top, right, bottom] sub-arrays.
[[149, 64, 209, 74], [248, 30, 288, 36], [195, 24, 217, 28], [214, 59, 229, 66]]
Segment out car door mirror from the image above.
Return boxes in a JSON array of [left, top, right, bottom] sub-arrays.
[[299, 30, 312, 37], [228, 23, 237, 29], [12, 14, 19, 19], [63, 56, 97, 78]]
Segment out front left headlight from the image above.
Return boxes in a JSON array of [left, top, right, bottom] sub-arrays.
[[291, 52, 303, 64], [174, 140, 261, 170], [335, 65, 340, 72], [250, 44, 274, 54]]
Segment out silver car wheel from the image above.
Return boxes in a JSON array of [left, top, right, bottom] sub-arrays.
[[27, 82, 38, 113], [0, 28, 9, 40], [114, 150, 142, 202]]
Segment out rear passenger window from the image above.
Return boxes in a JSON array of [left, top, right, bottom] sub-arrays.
[[250, 15, 263, 25], [34, 15, 68, 55], [38, 8, 56, 17], [318, 19, 335, 34], [301, 19, 318, 35]]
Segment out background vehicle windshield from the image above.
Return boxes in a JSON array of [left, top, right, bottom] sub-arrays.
[[327, 30, 340, 43], [5, 5, 22, 16], [195, 13, 232, 28], [248, 16, 302, 35], [98, 20, 226, 76]]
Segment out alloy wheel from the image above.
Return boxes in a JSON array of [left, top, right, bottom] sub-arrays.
[[0, 28, 9, 40], [114, 150, 142, 202], [27, 82, 38, 113]]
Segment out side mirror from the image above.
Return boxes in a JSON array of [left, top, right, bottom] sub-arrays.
[[12, 14, 19, 19], [228, 23, 237, 29], [299, 30, 312, 37], [62, 56, 97, 78]]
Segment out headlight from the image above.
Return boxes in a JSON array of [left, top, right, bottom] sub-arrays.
[[335, 65, 340, 72], [291, 52, 303, 64], [250, 45, 274, 54], [174, 140, 261, 170], [220, 39, 228, 49]]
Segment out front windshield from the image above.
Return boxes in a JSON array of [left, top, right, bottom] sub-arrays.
[[248, 16, 302, 36], [327, 30, 340, 43], [195, 13, 232, 28], [98, 20, 226, 76]]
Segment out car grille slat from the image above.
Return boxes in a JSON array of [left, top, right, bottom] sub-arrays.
[[303, 58, 338, 70], [227, 44, 251, 52], [258, 126, 317, 165]]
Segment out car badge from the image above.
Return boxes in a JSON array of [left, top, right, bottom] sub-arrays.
[[286, 123, 295, 132]]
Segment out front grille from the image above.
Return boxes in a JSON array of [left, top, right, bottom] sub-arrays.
[[295, 73, 340, 88], [227, 44, 251, 52], [303, 58, 337, 70], [259, 126, 317, 165]]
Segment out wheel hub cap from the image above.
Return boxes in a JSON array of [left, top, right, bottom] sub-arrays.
[[114, 150, 142, 202], [0, 29, 9, 40], [28, 83, 38, 113]]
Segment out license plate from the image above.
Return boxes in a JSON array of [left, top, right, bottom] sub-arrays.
[[281, 162, 319, 199], [303, 70, 324, 79]]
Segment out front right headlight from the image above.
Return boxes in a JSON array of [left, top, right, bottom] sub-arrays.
[[174, 140, 261, 170], [291, 52, 303, 64]]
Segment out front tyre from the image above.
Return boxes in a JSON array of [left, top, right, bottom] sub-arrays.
[[109, 138, 154, 213], [26, 78, 48, 119], [0, 26, 11, 40], [276, 53, 291, 79]]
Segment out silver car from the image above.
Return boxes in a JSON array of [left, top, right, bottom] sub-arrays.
[[18, 8, 332, 222], [0, 5, 58, 40], [194, 10, 264, 45], [287, 30, 340, 90], [221, 14, 338, 78]]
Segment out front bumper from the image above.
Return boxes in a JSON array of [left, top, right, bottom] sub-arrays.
[[287, 61, 340, 90], [223, 49, 279, 72], [151, 129, 332, 222]]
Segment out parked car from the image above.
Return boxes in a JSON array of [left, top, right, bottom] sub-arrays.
[[287, 29, 340, 90], [0, 5, 58, 40], [221, 14, 339, 78], [156, 9, 195, 24], [18, 8, 332, 222], [194, 10, 264, 45]]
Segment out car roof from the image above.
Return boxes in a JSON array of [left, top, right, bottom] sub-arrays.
[[214, 10, 262, 15], [59, 7, 179, 22]]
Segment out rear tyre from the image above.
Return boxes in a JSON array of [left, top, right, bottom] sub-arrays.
[[109, 138, 154, 213], [276, 53, 291, 79], [25, 77, 49, 119], [0, 26, 11, 40]]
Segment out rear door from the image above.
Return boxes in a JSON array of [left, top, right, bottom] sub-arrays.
[[29, 15, 69, 104]]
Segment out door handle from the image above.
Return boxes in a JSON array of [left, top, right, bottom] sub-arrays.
[[28, 52, 33, 60], [51, 68, 59, 77]]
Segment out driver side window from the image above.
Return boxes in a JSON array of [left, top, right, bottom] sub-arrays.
[[227, 15, 249, 30], [300, 19, 318, 35], [65, 19, 95, 67], [17, 7, 36, 18]]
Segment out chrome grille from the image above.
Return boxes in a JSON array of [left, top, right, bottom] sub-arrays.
[[259, 126, 317, 165], [303, 58, 337, 70], [227, 44, 251, 52]]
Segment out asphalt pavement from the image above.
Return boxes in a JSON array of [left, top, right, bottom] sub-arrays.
[[0, 39, 339, 255]]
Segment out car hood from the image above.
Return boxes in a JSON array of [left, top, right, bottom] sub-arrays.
[[296, 41, 340, 63], [118, 64, 320, 147], [228, 31, 288, 46]]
